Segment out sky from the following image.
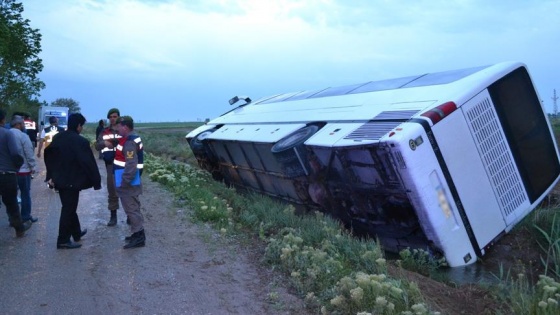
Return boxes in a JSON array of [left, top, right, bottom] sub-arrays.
[[19, 0, 560, 122]]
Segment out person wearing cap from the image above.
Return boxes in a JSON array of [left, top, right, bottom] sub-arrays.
[[114, 115, 145, 248], [0, 109, 31, 237], [36, 116, 60, 158], [10, 115, 38, 224], [95, 108, 122, 226], [45, 113, 101, 249]]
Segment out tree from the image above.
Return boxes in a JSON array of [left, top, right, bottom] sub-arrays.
[[51, 97, 81, 113], [11, 97, 46, 121], [0, 0, 45, 108]]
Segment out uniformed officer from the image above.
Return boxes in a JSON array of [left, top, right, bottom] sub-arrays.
[[114, 115, 145, 249]]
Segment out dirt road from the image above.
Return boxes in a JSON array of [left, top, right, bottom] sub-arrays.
[[0, 154, 305, 314]]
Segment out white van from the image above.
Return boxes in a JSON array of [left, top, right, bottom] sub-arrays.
[[186, 61, 560, 267]]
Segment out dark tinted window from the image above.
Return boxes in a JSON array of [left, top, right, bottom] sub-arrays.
[[489, 67, 560, 203], [258, 65, 492, 104], [260, 92, 301, 104], [349, 75, 421, 94], [285, 88, 328, 101], [310, 83, 369, 98], [403, 66, 488, 87]]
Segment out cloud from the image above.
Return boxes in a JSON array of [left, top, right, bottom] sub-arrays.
[[31, 0, 558, 76], [21, 0, 560, 120]]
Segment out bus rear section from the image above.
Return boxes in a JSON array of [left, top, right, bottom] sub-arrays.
[[186, 62, 560, 267], [387, 66, 560, 266]]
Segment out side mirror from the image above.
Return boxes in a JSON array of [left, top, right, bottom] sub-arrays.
[[229, 96, 252, 106]]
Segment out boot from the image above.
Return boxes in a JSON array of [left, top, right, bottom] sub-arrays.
[[15, 221, 32, 237], [107, 211, 117, 226], [124, 229, 145, 249]]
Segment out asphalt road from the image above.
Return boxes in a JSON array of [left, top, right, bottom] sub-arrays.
[[0, 153, 304, 315]]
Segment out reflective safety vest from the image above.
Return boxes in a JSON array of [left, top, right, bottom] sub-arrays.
[[24, 119, 37, 142], [42, 125, 59, 149], [24, 119, 36, 131], [101, 127, 122, 164], [114, 135, 144, 185]]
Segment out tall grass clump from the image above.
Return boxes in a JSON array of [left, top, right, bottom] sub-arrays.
[[495, 270, 560, 315], [492, 202, 560, 315], [533, 210, 560, 278]]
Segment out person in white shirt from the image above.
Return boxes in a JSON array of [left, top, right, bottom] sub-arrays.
[[36, 116, 59, 158]]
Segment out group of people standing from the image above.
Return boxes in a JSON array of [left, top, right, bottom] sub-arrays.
[[95, 108, 146, 249], [0, 107, 146, 250]]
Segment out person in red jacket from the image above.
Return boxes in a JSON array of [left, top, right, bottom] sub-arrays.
[[23, 114, 38, 149], [95, 108, 122, 226], [114, 115, 145, 249], [45, 113, 101, 249]]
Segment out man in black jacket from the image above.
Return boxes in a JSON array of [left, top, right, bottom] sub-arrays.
[[45, 113, 102, 249]]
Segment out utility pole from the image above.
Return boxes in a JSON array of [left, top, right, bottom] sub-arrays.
[[553, 89, 558, 117]]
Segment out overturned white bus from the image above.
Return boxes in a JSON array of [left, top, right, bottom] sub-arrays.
[[186, 61, 560, 267]]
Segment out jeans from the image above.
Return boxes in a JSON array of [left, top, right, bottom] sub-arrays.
[[0, 173, 23, 229], [17, 174, 32, 221]]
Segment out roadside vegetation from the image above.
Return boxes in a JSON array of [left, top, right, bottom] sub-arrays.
[[86, 122, 560, 314]]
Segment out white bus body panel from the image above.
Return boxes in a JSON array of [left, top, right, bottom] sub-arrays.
[[384, 122, 476, 266], [206, 123, 307, 143], [434, 99, 509, 253]]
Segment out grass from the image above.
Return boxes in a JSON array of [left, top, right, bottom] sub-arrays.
[[493, 271, 560, 315], [140, 129, 196, 163], [84, 122, 560, 314], [534, 211, 560, 279]]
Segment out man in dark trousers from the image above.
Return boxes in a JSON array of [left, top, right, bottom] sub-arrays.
[[45, 113, 101, 249], [95, 108, 121, 226], [0, 109, 31, 237]]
